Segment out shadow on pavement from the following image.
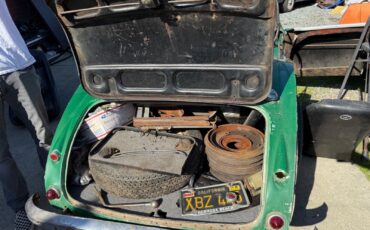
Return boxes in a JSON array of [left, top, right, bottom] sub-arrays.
[[291, 93, 328, 227], [291, 155, 328, 227]]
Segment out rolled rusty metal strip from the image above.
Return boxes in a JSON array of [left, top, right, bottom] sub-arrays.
[[210, 165, 263, 182], [205, 124, 264, 182], [207, 157, 263, 175], [207, 151, 264, 167]]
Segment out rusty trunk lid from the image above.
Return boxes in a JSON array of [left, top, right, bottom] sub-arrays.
[[55, 0, 277, 105]]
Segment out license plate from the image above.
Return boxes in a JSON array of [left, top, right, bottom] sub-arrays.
[[180, 181, 250, 216]]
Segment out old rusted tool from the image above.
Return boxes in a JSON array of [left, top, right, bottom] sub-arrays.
[[95, 187, 162, 209]]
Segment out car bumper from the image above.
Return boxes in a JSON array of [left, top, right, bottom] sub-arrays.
[[25, 194, 160, 230]]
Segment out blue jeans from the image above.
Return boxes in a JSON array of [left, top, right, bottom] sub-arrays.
[[0, 66, 52, 212]]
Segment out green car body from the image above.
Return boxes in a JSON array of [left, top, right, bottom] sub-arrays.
[[42, 59, 297, 229], [23, 0, 299, 229]]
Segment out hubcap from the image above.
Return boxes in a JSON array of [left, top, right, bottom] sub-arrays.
[[287, 0, 294, 8]]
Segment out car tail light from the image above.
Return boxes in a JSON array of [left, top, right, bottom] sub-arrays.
[[50, 151, 60, 161], [268, 215, 285, 229], [46, 187, 60, 200]]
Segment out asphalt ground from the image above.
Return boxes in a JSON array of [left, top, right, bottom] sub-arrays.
[[0, 3, 369, 229]]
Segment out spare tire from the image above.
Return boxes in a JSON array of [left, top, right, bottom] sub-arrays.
[[89, 129, 203, 199], [90, 162, 192, 199]]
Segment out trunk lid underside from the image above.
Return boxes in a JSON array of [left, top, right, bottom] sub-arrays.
[[56, 0, 276, 105]]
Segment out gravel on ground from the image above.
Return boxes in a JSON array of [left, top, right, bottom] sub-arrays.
[[280, 4, 342, 29]]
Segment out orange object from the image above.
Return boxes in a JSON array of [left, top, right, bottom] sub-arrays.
[[340, 3, 370, 24]]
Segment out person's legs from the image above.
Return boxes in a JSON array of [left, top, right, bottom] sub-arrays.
[[3, 66, 52, 168], [0, 77, 29, 212]]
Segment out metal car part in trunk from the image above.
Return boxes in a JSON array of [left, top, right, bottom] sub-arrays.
[[89, 127, 196, 175], [243, 171, 263, 197], [204, 124, 264, 182], [89, 127, 203, 199], [133, 112, 216, 130], [55, 0, 276, 105]]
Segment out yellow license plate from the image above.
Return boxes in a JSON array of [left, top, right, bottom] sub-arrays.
[[180, 181, 250, 216]]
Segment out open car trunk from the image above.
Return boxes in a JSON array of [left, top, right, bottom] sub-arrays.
[[67, 102, 266, 224], [53, 0, 276, 225]]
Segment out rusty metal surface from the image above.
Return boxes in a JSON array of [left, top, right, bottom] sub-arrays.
[[243, 171, 263, 197], [292, 28, 364, 46], [204, 124, 264, 182], [89, 127, 203, 199], [67, 195, 256, 230], [95, 187, 162, 209], [133, 112, 216, 129], [59, 0, 210, 16], [158, 109, 184, 117], [284, 26, 364, 77], [90, 127, 196, 175], [54, 0, 276, 105], [26, 194, 162, 230], [295, 66, 350, 77]]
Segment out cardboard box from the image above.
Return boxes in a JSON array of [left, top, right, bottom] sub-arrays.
[[80, 103, 135, 142]]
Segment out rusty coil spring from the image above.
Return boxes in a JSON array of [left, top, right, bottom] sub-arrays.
[[204, 124, 264, 182]]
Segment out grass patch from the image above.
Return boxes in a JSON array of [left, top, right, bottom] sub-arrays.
[[352, 143, 370, 181]]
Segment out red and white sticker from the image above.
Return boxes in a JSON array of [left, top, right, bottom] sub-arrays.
[[183, 191, 195, 198]]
